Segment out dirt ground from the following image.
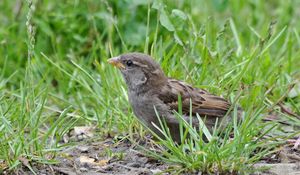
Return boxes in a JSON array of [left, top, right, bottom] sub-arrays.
[[3, 128, 300, 175]]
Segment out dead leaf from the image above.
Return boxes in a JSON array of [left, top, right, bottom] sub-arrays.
[[73, 126, 95, 140], [95, 159, 109, 166], [18, 156, 30, 168], [77, 156, 109, 167], [0, 160, 8, 170], [78, 156, 96, 164]]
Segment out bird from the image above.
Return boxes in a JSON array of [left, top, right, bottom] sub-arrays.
[[108, 52, 242, 142]]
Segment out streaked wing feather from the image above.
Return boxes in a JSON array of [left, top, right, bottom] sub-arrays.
[[158, 79, 230, 117]]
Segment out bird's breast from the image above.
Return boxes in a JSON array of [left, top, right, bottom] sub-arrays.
[[128, 91, 170, 126]]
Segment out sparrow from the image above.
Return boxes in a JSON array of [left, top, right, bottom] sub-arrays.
[[108, 52, 241, 142]]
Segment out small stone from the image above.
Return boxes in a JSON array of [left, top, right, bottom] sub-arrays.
[[63, 134, 69, 143], [150, 169, 162, 174], [139, 157, 148, 164], [77, 146, 89, 153], [79, 167, 88, 172]]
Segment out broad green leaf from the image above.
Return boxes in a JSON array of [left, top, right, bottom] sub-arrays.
[[152, 0, 163, 10], [160, 9, 175, 32], [172, 9, 187, 20]]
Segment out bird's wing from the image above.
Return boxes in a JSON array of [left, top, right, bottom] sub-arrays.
[[157, 79, 230, 117]]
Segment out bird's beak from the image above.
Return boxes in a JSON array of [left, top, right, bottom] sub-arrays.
[[107, 56, 125, 69]]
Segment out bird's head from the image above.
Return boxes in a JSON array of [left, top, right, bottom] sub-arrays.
[[108, 52, 166, 92]]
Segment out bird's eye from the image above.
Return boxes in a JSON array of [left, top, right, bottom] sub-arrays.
[[126, 60, 133, 67]]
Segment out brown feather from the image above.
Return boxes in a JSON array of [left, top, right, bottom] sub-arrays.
[[158, 79, 230, 117]]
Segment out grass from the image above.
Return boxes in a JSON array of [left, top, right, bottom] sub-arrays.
[[0, 0, 300, 174], [142, 103, 280, 174]]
